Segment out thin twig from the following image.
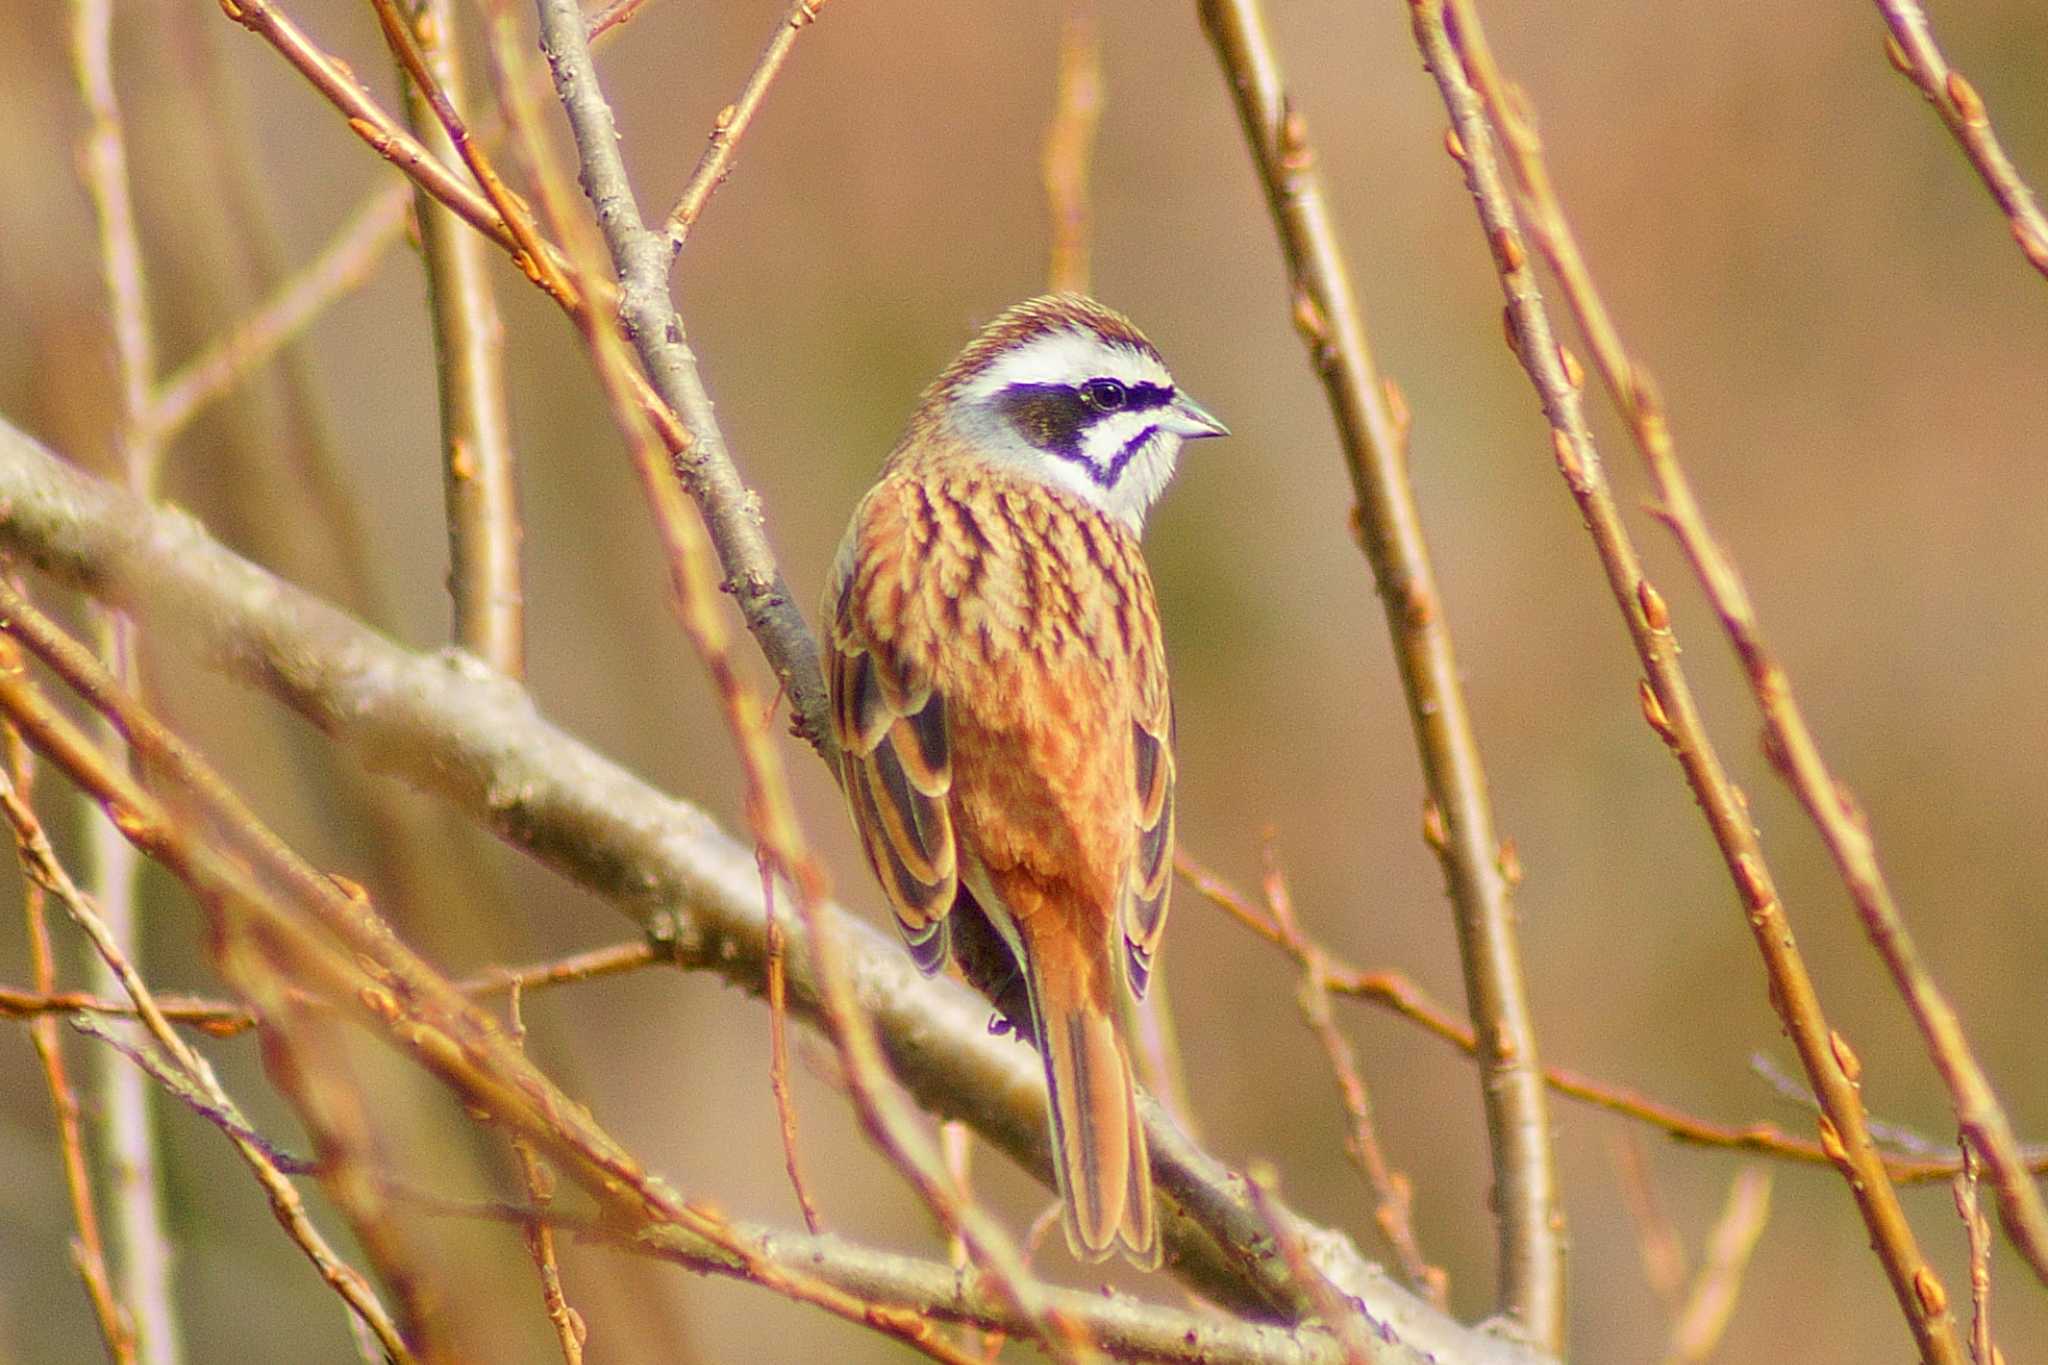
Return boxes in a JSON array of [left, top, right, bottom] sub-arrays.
[[1193, 1, 1561, 1344], [1873, 0, 2048, 282], [583, 0, 650, 42], [1179, 852, 2042, 1184], [1406, 2, 1958, 1358], [1041, 2, 1101, 296], [2, 690, 134, 1363], [1952, 1147, 2001, 1365], [1258, 842, 1444, 1307], [0, 939, 661, 1036], [382, 0, 526, 675], [507, 985, 586, 1364], [67, 0, 179, 1352], [1657, 1167, 1770, 1365], [662, 0, 829, 254], [1243, 1165, 1378, 1365], [147, 180, 411, 445]]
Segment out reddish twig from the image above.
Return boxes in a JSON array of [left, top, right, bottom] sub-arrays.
[[662, 0, 830, 254], [1258, 842, 1444, 1308], [0, 939, 661, 1037], [583, 0, 650, 41], [507, 985, 586, 1364], [1408, 2, 1958, 1357], [1194, 1, 1562, 1343], [2, 682, 134, 1363], [1243, 1165, 1377, 1365], [1658, 1167, 1771, 1365], [1874, 0, 2048, 282]]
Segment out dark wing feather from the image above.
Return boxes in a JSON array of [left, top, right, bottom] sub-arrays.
[[1122, 699, 1175, 999], [828, 563, 959, 974]]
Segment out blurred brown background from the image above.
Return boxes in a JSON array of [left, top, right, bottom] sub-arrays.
[[1, 0, 2045, 1360]]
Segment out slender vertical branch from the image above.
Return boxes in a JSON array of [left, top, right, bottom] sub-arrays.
[[1041, 3, 1102, 296], [1445, 0, 2048, 1299], [662, 0, 830, 254], [3, 683, 134, 1364], [387, 0, 526, 675], [1873, 0, 2048, 282], [1193, 0, 1562, 1345], [1404, 2, 1958, 1359], [67, 0, 178, 1353], [1657, 1168, 1770, 1365]]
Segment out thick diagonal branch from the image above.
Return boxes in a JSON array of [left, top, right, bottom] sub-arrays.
[[0, 414, 1553, 1365]]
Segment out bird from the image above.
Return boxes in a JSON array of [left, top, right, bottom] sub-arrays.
[[823, 294, 1226, 1266]]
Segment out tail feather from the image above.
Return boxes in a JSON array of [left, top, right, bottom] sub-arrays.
[[1031, 978, 1158, 1267]]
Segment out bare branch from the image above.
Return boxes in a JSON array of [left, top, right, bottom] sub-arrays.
[[1448, 0, 2048, 1296], [1404, 2, 1957, 1358], [382, 0, 526, 675], [1193, 1, 1561, 1343]]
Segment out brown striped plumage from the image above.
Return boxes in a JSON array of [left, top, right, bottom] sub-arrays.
[[825, 296, 1221, 1266]]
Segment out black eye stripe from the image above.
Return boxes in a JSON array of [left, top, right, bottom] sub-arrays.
[[992, 381, 1174, 488]]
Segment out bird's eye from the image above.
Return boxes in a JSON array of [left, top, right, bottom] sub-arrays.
[[1079, 378, 1128, 411]]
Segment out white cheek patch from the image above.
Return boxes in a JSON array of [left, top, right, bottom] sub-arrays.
[[1078, 409, 1164, 472]]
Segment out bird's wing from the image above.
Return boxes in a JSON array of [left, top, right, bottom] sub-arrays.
[[825, 514, 958, 973]]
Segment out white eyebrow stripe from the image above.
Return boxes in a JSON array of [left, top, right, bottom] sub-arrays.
[[962, 330, 1171, 399]]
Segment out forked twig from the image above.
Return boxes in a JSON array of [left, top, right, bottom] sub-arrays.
[[1257, 842, 1444, 1307]]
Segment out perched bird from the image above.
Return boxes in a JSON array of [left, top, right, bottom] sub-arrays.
[[824, 294, 1225, 1265]]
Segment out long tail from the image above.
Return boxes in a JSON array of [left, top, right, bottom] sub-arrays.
[[1027, 962, 1157, 1267]]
